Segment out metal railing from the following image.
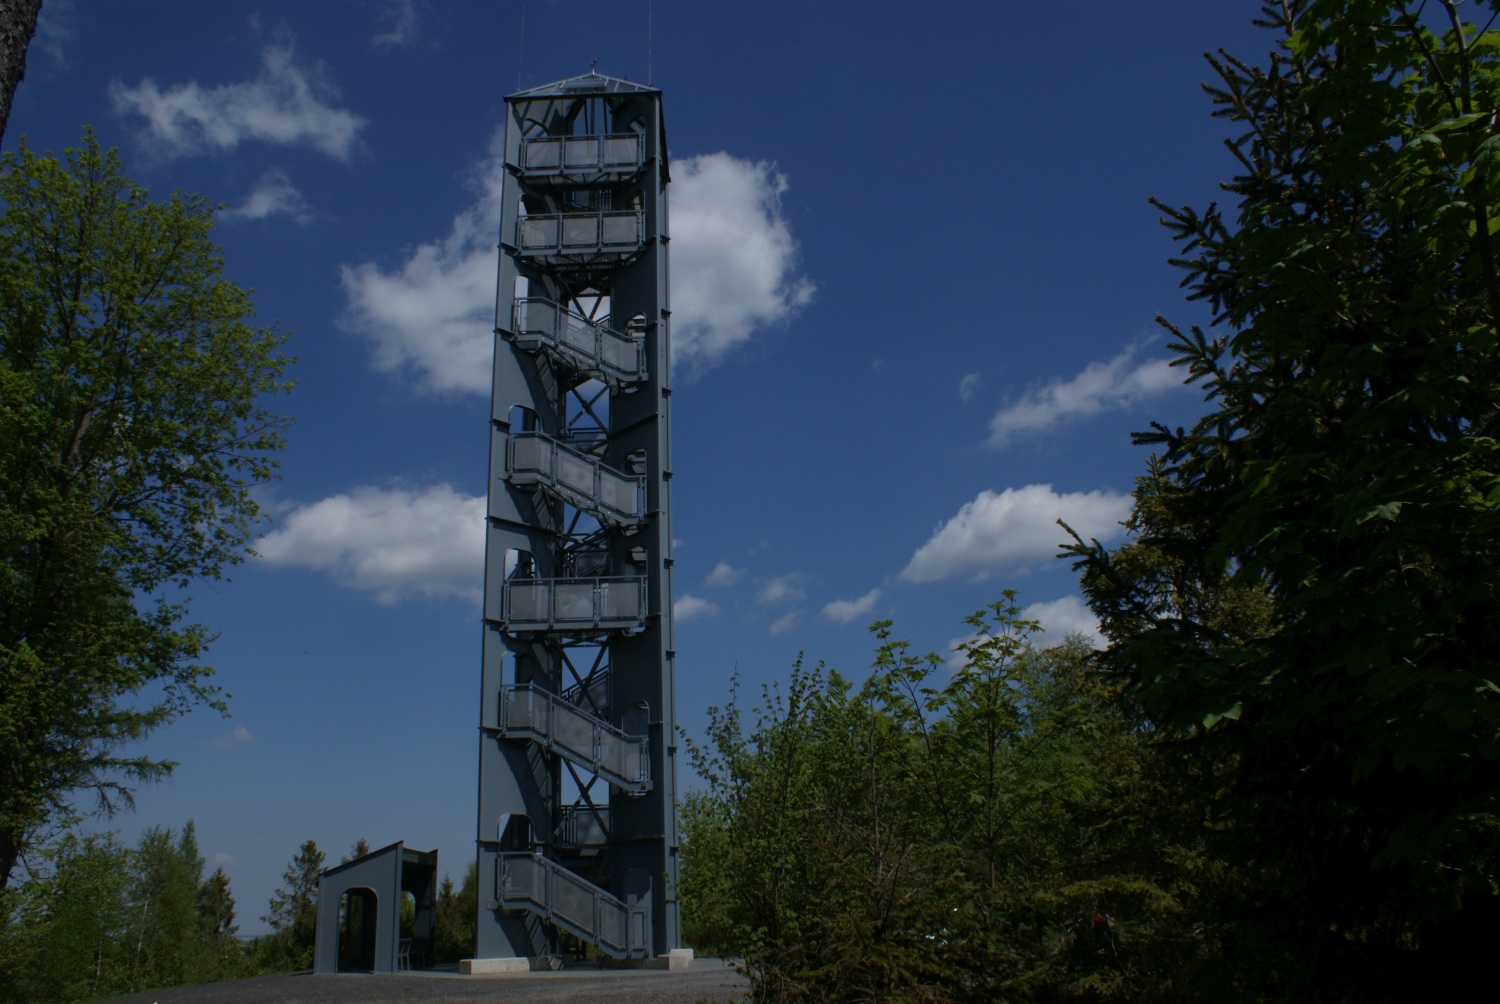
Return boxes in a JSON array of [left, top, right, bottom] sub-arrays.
[[500, 684, 650, 793], [499, 852, 648, 958], [510, 297, 646, 384], [519, 133, 644, 179], [501, 576, 647, 632], [507, 431, 644, 525], [516, 211, 643, 260]]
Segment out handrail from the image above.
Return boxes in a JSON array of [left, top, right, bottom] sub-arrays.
[[507, 431, 644, 525], [500, 684, 650, 793], [500, 575, 647, 632], [516, 211, 643, 258], [510, 297, 646, 384], [498, 852, 649, 958], [519, 133, 644, 177]]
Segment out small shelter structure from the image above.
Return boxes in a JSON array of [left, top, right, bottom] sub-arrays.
[[313, 841, 437, 974]]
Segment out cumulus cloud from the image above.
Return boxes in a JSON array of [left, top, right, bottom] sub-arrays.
[[339, 144, 504, 395], [705, 562, 744, 588], [769, 612, 798, 635], [959, 372, 981, 403], [339, 143, 812, 394], [257, 484, 484, 603], [901, 484, 1130, 583], [987, 345, 1183, 448], [822, 588, 881, 625], [1022, 595, 1105, 648], [110, 42, 365, 161], [758, 574, 805, 605], [675, 594, 718, 621], [670, 153, 815, 370], [219, 168, 313, 224]]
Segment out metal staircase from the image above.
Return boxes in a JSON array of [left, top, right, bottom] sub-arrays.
[[507, 430, 644, 526], [498, 852, 648, 958], [510, 298, 646, 387], [499, 684, 650, 793]]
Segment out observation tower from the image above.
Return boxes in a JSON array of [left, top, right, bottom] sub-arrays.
[[469, 70, 684, 969]]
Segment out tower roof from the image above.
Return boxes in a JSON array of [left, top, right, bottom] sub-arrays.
[[510, 71, 659, 100]]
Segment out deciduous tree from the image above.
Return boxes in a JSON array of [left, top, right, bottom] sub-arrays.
[[0, 131, 292, 888]]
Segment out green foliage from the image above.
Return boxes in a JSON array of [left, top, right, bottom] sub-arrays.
[[257, 839, 323, 971], [0, 823, 252, 1002], [1067, 0, 1500, 995], [682, 596, 1200, 1003], [433, 859, 477, 963], [0, 130, 293, 888], [0, 831, 131, 1003], [126, 822, 206, 989]]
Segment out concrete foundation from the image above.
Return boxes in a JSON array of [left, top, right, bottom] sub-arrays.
[[601, 948, 695, 971], [458, 957, 531, 975]]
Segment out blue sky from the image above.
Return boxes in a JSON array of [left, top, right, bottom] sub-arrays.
[[7, 1, 1270, 934]]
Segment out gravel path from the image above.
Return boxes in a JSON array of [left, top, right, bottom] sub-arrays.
[[99, 959, 749, 1004]]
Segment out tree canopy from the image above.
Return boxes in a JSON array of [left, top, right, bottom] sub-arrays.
[[1069, 0, 1500, 993], [0, 131, 292, 888]]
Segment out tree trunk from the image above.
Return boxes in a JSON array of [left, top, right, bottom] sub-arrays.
[[0, 0, 42, 144]]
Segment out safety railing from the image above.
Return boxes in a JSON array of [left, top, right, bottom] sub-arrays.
[[507, 431, 644, 526], [510, 297, 646, 385], [500, 684, 650, 793], [516, 211, 644, 263], [499, 852, 648, 959], [518, 133, 644, 181], [501, 576, 647, 632]]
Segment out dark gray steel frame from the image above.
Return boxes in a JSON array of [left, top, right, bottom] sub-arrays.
[[475, 73, 681, 962]]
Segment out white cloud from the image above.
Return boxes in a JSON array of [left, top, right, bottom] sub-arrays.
[[220, 168, 312, 224], [822, 588, 881, 625], [206, 726, 253, 750], [901, 484, 1130, 583], [943, 596, 1103, 669], [671, 153, 815, 371], [338, 143, 503, 395], [675, 594, 718, 621], [769, 612, 798, 635], [110, 42, 365, 161], [1022, 595, 1105, 648], [339, 144, 812, 394], [372, 0, 421, 48], [257, 484, 484, 604], [987, 346, 1183, 448], [212, 852, 241, 866], [959, 372, 981, 403], [758, 574, 805, 605], [34, 0, 76, 67], [705, 562, 744, 588]]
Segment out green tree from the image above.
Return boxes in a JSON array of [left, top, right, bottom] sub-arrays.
[[1070, 0, 1500, 994], [199, 866, 237, 941], [126, 822, 206, 990], [341, 837, 371, 864], [197, 865, 246, 980], [433, 859, 477, 963], [0, 831, 132, 1003], [259, 839, 323, 971], [682, 600, 1197, 1003], [0, 131, 292, 888]]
